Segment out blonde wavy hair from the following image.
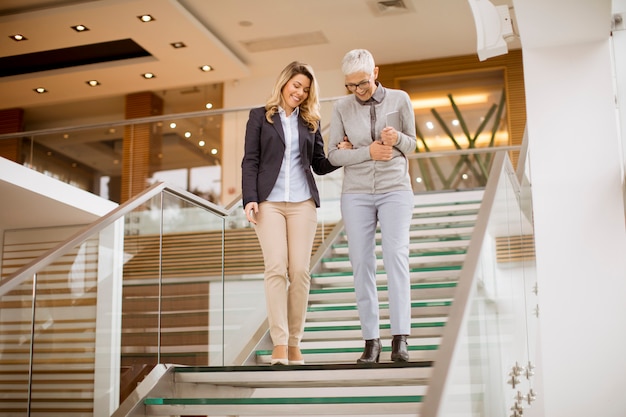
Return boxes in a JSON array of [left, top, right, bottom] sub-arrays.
[[265, 61, 321, 132]]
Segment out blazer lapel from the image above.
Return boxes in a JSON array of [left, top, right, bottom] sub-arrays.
[[271, 112, 286, 144], [298, 118, 309, 154]]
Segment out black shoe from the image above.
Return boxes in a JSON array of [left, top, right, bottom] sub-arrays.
[[357, 338, 381, 363], [391, 335, 409, 362]]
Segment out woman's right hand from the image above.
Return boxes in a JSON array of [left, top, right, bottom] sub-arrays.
[[244, 202, 259, 224], [369, 141, 393, 161]]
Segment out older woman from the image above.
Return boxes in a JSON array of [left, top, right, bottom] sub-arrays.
[[328, 49, 417, 363]]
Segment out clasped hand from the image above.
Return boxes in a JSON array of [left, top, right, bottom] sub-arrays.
[[370, 141, 392, 161], [371, 127, 397, 161]]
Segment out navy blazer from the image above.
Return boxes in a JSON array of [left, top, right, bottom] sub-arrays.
[[241, 106, 338, 208]]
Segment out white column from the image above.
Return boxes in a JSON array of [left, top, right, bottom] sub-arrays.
[[514, 1, 626, 416]]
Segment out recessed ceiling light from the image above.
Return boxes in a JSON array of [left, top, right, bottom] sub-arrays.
[[142, 73, 156, 79], [33, 87, 47, 94], [205, 103, 213, 109], [86, 80, 100, 87], [71, 25, 89, 32], [171, 42, 186, 48], [138, 14, 154, 22], [199, 65, 213, 72], [10, 34, 27, 41]]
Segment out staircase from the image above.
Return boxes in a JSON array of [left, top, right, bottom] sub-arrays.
[[114, 189, 483, 417]]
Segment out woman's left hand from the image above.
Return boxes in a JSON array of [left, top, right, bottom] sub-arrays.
[[381, 127, 398, 146], [337, 136, 353, 149], [244, 202, 259, 225]]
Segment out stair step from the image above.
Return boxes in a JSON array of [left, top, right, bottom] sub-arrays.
[[302, 319, 446, 340], [308, 281, 457, 304], [323, 248, 467, 262], [330, 236, 470, 255], [174, 362, 432, 386], [334, 223, 475, 243], [412, 200, 481, 212], [321, 252, 466, 271], [406, 224, 474, 238], [305, 300, 452, 321], [255, 343, 438, 365], [311, 265, 463, 287]]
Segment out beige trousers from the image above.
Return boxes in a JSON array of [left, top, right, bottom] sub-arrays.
[[254, 199, 317, 347]]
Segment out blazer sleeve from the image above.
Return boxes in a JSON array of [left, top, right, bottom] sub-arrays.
[[310, 124, 339, 176], [241, 108, 263, 207]]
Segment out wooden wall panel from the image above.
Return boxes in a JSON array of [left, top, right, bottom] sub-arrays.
[[0, 108, 24, 162], [378, 50, 526, 168]]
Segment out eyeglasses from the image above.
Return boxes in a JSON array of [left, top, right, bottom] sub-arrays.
[[344, 78, 371, 92]]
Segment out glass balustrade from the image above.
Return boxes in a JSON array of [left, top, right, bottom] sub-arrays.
[[423, 151, 538, 416], [0, 184, 228, 417]]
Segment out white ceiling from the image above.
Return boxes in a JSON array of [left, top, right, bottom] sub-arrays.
[[0, 0, 519, 127]]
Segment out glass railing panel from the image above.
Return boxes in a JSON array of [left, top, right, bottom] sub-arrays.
[[0, 217, 126, 417], [158, 191, 225, 366], [121, 189, 227, 372], [8, 109, 249, 205], [0, 184, 229, 416], [433, 153, 538, 416], [222, 208, 267, 366], [0, 277, 35, 416], [409, 149, 506, 193]]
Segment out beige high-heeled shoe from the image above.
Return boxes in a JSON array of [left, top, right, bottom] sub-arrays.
[[270, 345, 288, 365], [288, 346, 305, 365]]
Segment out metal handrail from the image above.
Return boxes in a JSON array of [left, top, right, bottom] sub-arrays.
[[407, 145, 520, 159], [0, 181, 233, 297]]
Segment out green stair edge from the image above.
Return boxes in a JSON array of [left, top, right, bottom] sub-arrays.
[[335, 221, 476, 237], [312, 264, 462, 278], [310, 281, 457, 295], [305, 320, 446, 333], [307, 300, 451, 313], [321, 249, 467, 263], [412, 199, 482, 209], [411, 209, 479, 219], [145, 395, 424, 405], [332, 234, 471, 249]]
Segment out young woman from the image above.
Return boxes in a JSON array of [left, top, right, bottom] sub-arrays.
[[241, 61, 348, 365]]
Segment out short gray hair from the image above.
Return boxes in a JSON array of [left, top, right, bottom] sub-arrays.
[[341, 49, 375, 76]]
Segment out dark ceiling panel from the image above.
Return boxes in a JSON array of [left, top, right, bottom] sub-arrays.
[[0, 38, 151, 77]]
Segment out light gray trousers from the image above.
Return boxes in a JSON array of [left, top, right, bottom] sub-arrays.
[[341, 190, 413, 340]]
